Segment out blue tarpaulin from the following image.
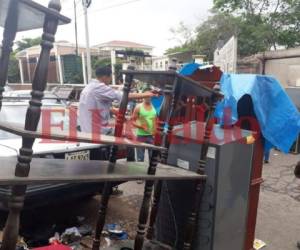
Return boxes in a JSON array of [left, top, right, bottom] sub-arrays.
[[179, 63, 202, 75], [215, 74, 300, 153], [151, 95, 164, 114]]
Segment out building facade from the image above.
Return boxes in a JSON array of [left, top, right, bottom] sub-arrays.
[[237, 47, 300, 88], [16, 41, 103, 85], [152, 51, 202, 71], [93, 40, 153, 55]]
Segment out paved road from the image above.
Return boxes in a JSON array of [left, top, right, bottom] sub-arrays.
[[255, 151, 300, 250], [116, 151, 300, 250], [112, 150, 300, 250], [0, 151, 298, 249]]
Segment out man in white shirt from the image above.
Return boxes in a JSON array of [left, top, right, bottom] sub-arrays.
[[79, 66, 156, 135]]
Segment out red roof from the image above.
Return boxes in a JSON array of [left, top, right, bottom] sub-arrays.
[[95, 40, 153, 49]]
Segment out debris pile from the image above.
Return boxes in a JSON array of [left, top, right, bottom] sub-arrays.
[[1, 218, 129, 249]]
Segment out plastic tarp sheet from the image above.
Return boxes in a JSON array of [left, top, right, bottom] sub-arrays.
[[179, 63, 202, 75], [215, 74, 300, 153]]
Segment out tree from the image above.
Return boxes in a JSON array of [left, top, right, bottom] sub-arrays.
[[165, 12, 240, 60], [213, 0, 300, 50], [165, 22, 195, 55], [169, 22, 194, 46], [15, 37, 42, 52], [166, 0, 300, 59], [192, 12, 240, 60], [91, 57, 122, 79], [6, 37, 42, 83], [165, 45, 193, 55], [7, 52, 20, 83]]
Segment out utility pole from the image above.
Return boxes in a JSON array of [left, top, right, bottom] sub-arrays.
[[111, 50, 116, 85], [73, 0, 78, 56], [82, 0, 92, 82]]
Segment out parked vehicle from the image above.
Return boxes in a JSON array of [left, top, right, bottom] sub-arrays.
[[0, 101, 114, 209], [3, 90, 64, 104]]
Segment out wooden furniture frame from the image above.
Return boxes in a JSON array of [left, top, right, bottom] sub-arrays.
[[0, 0, 70, 249], [121, 70, 222, 250], [0, 1, 222, 250]]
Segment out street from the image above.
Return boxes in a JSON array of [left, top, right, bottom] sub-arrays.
[[256, 151, 300, 250], [0, 150, 298, 249]]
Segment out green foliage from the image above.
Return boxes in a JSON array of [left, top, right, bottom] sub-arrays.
[[165, 22, 195, 55], [165, 45, 192, 55], [15, 37, 42, 52], [192, 12, 240, 60], [7, 53, 20, 83], [62, 55, 83, 84], [166, 0, 300, 59], [169, 22, 194, 46], [92, 57, 122, 78], [7, 37, 42, 83], [213, 0, 300, 50], [92, 57, 111, 70]]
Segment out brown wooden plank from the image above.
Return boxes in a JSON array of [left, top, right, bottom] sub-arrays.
[[0, 121, 166, 151], [0, 158, 205, 185]]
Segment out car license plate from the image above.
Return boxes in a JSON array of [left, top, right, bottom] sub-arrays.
[[65, 150, 90, 160]]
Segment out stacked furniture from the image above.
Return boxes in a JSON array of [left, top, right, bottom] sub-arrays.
[[0, 1, 222, 250]]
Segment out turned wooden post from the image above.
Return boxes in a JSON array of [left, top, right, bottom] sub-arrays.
[[0, 0, 19, 111], [146, 61, 182, 240], [92, 66, 135, 250], [146, 82, 182, 239], [182, 90, 220, 250], [161, 58, 179, 163], [133, 81, 174, 250], [0, 1, 62, 250]]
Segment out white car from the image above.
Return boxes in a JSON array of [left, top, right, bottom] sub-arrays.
[[0, 101, 114, 209], [3, 90, 62, 104]]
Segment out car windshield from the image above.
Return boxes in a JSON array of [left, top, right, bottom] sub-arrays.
[[0, 104, 71, 140]]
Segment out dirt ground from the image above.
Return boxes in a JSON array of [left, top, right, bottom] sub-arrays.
[[0, 150, 299, 249]]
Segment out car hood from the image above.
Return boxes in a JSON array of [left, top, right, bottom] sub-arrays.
[[0, 139, 99, 157]]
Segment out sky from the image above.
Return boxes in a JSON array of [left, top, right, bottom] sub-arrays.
[[2, 0, 213, 56]]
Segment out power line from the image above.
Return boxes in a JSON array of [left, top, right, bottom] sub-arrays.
[[77, 0, 142, 17], [93, 0, 141, 12]]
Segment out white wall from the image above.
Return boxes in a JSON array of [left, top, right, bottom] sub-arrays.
[[152, 57, 170, 71], [214, 36, 238, 73], [265, 57, 300, 88]]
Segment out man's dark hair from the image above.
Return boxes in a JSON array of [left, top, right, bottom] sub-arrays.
[[95, 65, 112, 77]]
